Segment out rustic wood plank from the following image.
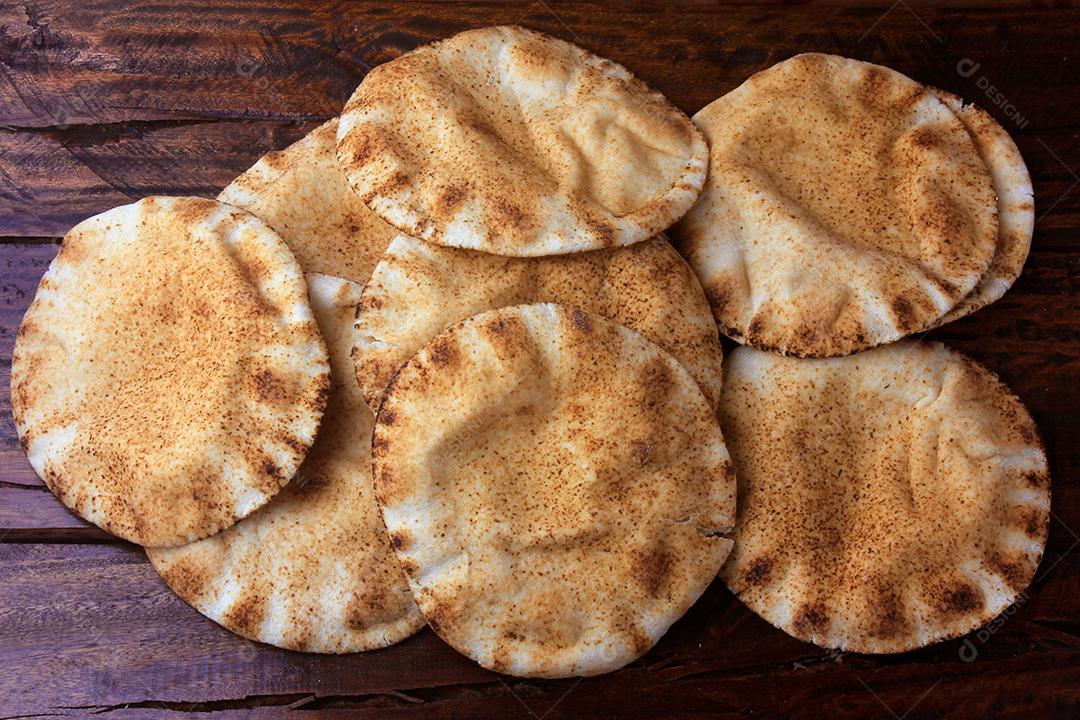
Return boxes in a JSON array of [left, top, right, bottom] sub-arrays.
[[0, 0, 355, 127], [3, 2, 1079, 130], [0, 542, 1076, 718], [1, 241, 55, 490], [0, 120, 319, 237], [2, 3, 1079, 238], [0, 543, 489, 715], [0, 485, 101, 537]]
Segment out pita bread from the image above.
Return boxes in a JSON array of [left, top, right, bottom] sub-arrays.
[[148, 275, 424, 652], [674, 53, 999, 357], [931, 91, 1035, 325], [373, 303, 736, 677], [337, 25, 708, 257], [218, 118, 398, 283], [10, 197, 330, 547], [353, 233, 723, 412], [720, 342, 1049, 653]]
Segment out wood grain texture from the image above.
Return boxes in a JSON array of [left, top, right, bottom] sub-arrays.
[[0, 543, 1077, 718], [0, 121, 319, 236], [1, 1, 1078, 717], [2, 2, 1080, 238], [2, 2, 1078, 128]]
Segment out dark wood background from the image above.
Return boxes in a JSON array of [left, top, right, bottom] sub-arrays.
[[2, 1, 1078, 717]]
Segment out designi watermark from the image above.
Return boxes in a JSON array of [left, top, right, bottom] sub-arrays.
[[957, 589, 1030, 662], [956, 59, 1030, 129]]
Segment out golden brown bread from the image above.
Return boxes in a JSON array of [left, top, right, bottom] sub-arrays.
[[11, 197, 329, 547], [336, 26, 708, 256], [719, 342, 1049, 653], [931, 91, 1035, 325], [373, 304, 735, 677], [353, 233, 723, 412], [674, 54, 999, 356], [149, 275, 423, 652], [219, 118, 398, 283]]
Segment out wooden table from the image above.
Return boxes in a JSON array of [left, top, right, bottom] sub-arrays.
[[2, 2, 1078, 717]]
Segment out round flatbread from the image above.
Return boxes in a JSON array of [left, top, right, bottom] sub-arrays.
[[337, 25, 708, 257], [373, 304, 736, 677], [10, 197, 330, 547], [218, 118, 398, 283], [931, 91, 1035, 325], [353, 233, 723, 412], [674, 53, 999, 357], [719, 342, 1050, 653], [148, 275, 424, 652]]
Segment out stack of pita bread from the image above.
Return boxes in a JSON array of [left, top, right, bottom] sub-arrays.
[[675, 53, 1034, 357], [10, 27, 1047, 675]]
